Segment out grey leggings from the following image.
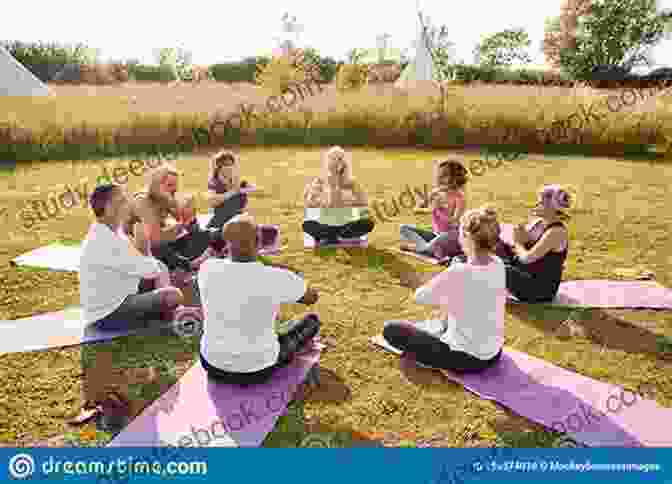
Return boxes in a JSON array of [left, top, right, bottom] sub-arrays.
[[400, 224, 461, 257], [95, 279, 175, 331]]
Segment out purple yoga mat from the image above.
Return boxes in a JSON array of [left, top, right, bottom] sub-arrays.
[[508, 280, 672, 309], [371, 335, 671, 447], [108, 345, 322, 448]]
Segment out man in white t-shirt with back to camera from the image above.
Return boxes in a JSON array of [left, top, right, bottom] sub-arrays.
[[198, 214, 321, 385]]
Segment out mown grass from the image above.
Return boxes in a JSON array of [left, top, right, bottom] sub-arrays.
[[0, 146, 671, 448]]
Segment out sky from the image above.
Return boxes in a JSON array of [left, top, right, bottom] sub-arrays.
[[4, 0, 672, 70]]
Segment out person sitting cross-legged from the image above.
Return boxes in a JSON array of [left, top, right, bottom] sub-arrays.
[[302, 146, 374, 245], [78, 183, 184, 424], [198, 214, 321, 386], [80, 183, 184, 331], [384, 205, 505, 373]]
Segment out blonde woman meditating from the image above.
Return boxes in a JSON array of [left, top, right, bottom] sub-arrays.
[[386, 206, 505, 372], [302, 146, 375, 245]]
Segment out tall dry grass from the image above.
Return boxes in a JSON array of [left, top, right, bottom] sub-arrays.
[[1, 81, 671, 159]]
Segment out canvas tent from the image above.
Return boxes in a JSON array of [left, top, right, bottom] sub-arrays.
[[395, 12, 438, 88], [0, 45, 51, 96]]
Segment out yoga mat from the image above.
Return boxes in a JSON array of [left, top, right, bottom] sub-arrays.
[[0, 306, 177, 354], [304, 207, 369, 227], [303, 233, 368, 249], [388, 248, 449, 265], [107, 344, 323, 448], [508, 280, 672, 309], [11, 243, 81, 272], [370, 334, 671, 447], [12, 220, 282, 272]]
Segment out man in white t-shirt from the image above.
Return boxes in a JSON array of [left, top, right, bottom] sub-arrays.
[[79, 183, 185, 427], [384, 206, 505, 373], [80, 183, 184, 329], [198, 214, 321, 385]]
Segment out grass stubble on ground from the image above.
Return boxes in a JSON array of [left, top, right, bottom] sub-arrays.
[[0, 147, 671, 448]]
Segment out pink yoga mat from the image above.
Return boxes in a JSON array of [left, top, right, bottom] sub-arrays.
[[508, 280, 672, 309], [108, 344, 322, 448], [303, 233, 368, 248], [371, 334, 671, 447]]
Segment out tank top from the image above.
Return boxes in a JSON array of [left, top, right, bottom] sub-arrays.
[[522, 221, 568, 290], [432, 190, 464, 233]]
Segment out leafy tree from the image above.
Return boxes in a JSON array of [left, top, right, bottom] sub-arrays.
[[473, 28, 532, 67], [546, 0, 671, 79], [543, 0, 594, 69]]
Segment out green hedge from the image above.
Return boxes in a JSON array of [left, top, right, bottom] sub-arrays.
[[210, 57, 270, 82], [1, 40, 93, 82], [452, 64, 572, 86], [128, 64, 178, 82]]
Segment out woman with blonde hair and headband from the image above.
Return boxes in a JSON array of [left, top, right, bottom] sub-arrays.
[[494, 184, 571, 303], [302, 146, 375, 245]]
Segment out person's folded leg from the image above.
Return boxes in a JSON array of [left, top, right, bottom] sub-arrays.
[[505, 265, 556, 303], [95, 287, 182, 331], [206, 193, 248, 230], [201, 314, 320, 386], [383, 320, 500, 372], [338, 218, 375, 239], [400, 224, 435, 251], [276, 313, 321, 365], [425, 229, 462, 259], [303, 220, 340, 243]]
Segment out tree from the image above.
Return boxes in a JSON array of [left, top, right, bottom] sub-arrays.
[[547, 0, 671, 79], [153, 46, 193, 81], [543, 0, 593, 68], [473, 28, 532, 67]]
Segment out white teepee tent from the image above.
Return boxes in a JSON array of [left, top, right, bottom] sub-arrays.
[[0, 45, 51, 96], [395, 11, 438, 88]]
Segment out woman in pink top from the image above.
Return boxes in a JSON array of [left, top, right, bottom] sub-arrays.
[[385, 206, 505, 372], [400, 160, 467, 259]]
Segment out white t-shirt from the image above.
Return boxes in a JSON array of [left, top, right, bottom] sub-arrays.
[[79, 223, 163, 324], [198, 259, 307, 373], [414, 256, 506, 360]]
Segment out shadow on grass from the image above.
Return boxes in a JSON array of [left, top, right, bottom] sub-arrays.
[[508, 304, 672, 361], [341, 246, 432, 278]]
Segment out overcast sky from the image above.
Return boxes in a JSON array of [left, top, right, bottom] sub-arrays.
[[5, 0, 671, 69]]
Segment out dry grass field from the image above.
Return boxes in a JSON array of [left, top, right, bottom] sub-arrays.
[[0, 82, 671, 448]]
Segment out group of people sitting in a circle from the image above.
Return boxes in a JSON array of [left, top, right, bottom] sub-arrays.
[[79, 145, 572, 411]]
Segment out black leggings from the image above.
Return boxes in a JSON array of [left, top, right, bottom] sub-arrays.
[[383, 320, 502, 373], [494, 240, 558, 303], [206, 193, 248, 230], [201, 313, 321, 386], [302, 218, 375, 242], [152, 230, 215, 271]]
